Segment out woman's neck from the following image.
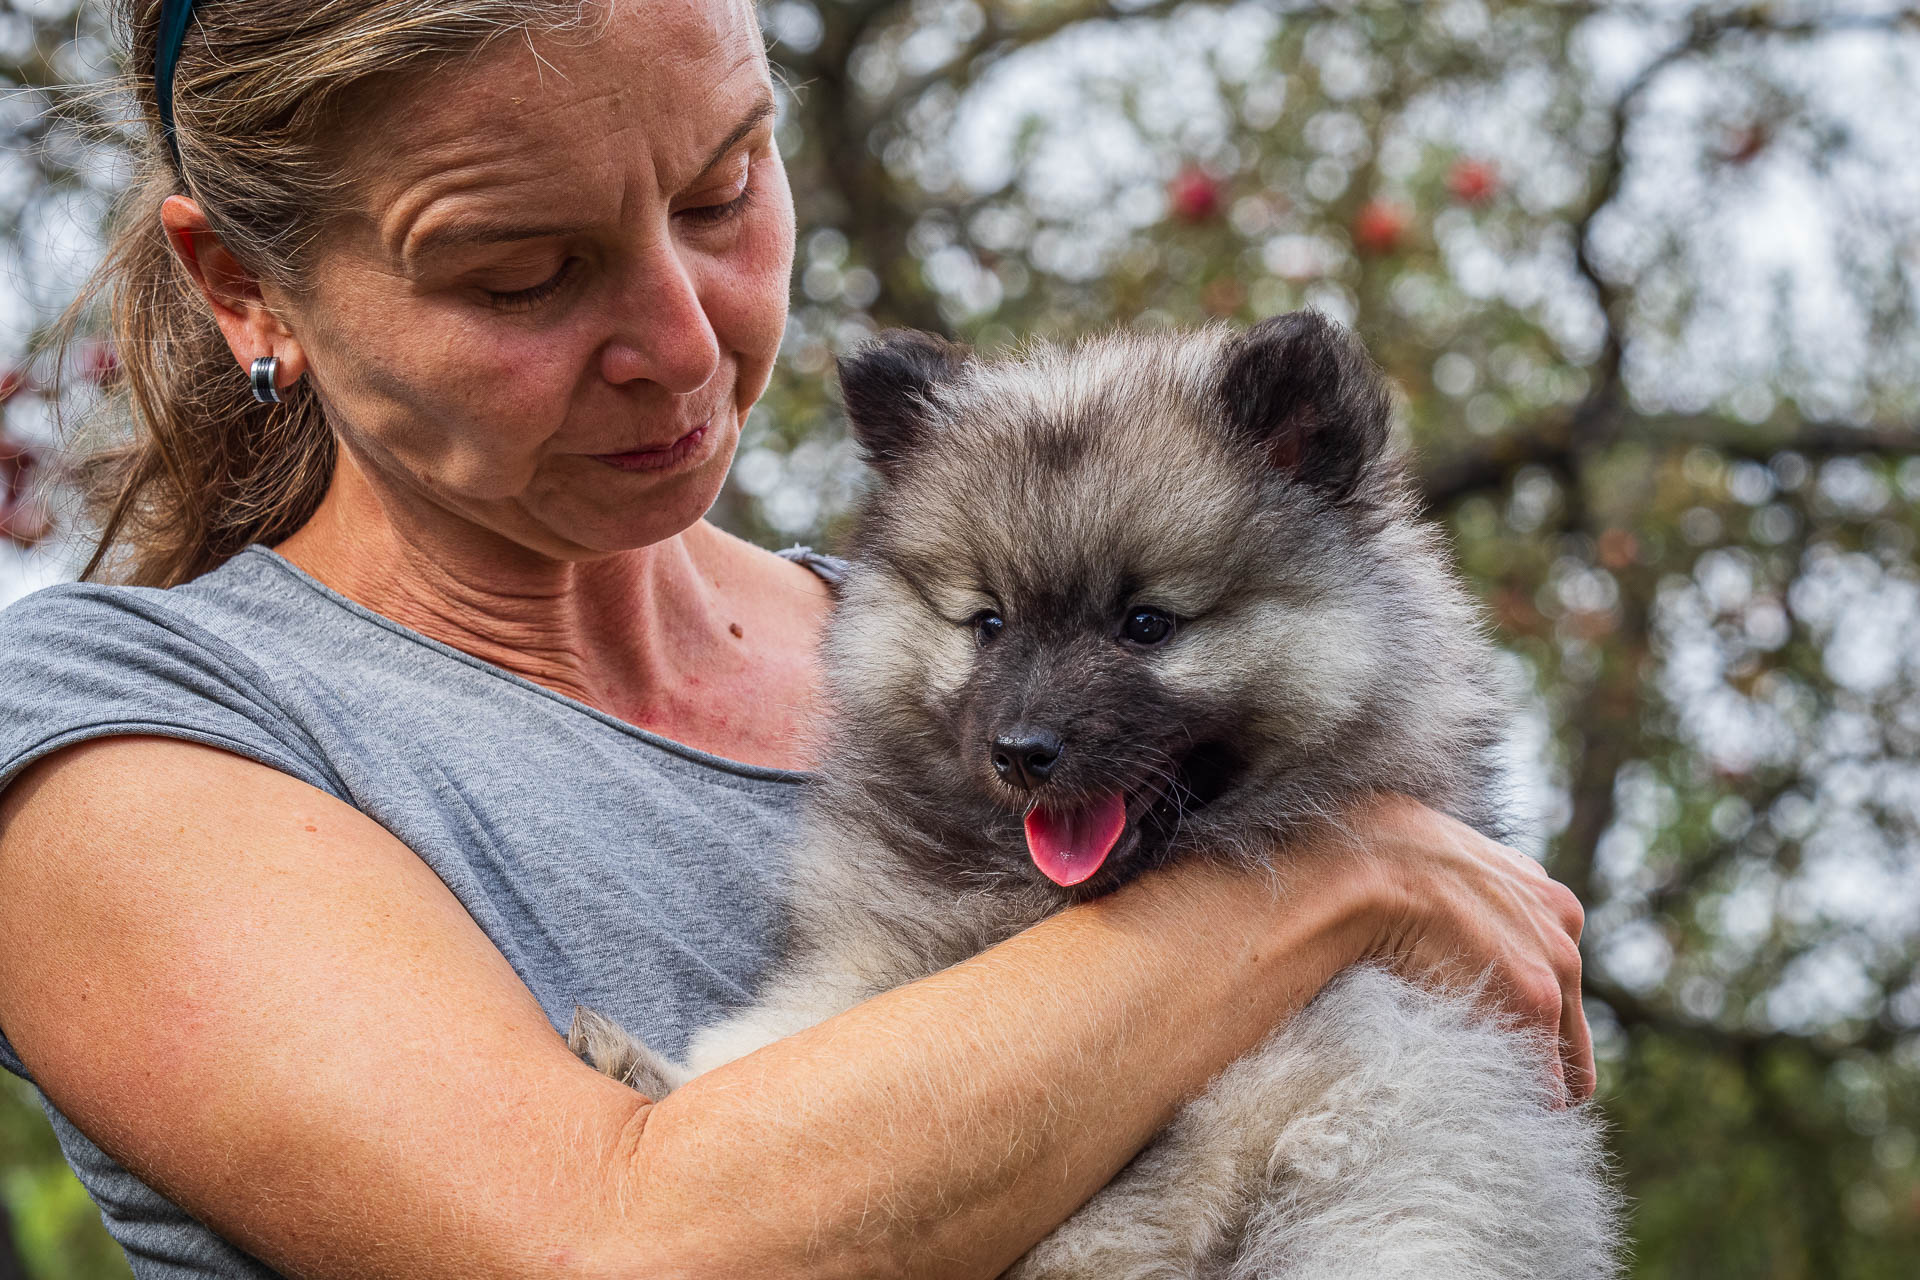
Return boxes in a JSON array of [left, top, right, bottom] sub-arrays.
[[275, 452, 832, 768]]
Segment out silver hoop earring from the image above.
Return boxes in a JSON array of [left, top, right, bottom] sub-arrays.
[[250, 356, 283, 405]]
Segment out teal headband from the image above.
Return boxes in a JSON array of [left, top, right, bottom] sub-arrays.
[[154, 0, 198, 159]]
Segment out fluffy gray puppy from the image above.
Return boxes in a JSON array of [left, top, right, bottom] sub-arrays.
[[575, 311, 1621, 1278]]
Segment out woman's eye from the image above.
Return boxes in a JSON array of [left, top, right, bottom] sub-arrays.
[[679, 185, 753, 228], [1121, 607, 1175, 646], [971, 611, 1005, 645], [483, 258, 580, 309]]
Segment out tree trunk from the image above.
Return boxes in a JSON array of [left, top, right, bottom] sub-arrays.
[[0, 1197, 31, 1280]]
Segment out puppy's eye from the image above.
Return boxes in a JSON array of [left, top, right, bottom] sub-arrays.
[[1121, 607, 1175, 646], [971, 611, 1006, 645]]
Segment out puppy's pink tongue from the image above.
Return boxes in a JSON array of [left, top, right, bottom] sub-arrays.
[[1024, 794, 1128, 887]]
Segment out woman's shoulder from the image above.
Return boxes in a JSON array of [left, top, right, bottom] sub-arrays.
[[777, 544, 849, 591], [0, 560, 261, 689], [0, 546, 314, 646], [0, 574, 179, 638], [0, 550, 330, 720], [0, 551, 348, 801]]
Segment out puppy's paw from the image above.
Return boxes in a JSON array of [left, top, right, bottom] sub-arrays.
[[567, 1006, 688, 1099]]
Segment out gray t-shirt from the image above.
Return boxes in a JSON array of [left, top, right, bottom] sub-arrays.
[[0, 544, 842, 1278]]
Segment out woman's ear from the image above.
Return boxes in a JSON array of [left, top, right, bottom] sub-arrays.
[[160, 195, 310, 392]]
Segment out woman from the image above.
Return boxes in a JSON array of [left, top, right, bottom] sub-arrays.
[[0, 0, 1593, 1275]]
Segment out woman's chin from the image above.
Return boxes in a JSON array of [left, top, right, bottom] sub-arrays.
[[576, 487, 734, 558], [519, 431, 738, 556]]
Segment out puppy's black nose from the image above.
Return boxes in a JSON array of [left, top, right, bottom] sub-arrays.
[[992, 728, 1063, 791]]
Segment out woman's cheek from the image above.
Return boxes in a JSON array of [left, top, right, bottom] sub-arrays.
[[714, 163, 796, 408], [380, 314, 582, 500]]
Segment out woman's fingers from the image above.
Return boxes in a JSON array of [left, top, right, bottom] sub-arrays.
[[1562, 987, 1596, 1103], [1558, 937, 1597, 1103], [1345, 795, 1597, 1102], [1530, 873, 1593, 1100], [1545, 875, 1587, 943]]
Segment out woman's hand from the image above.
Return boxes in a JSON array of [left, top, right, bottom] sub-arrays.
[[1309, 794, 1594, 1101], [2, 738, 1587, 1280]]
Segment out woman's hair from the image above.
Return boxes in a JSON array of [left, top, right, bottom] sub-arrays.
[[60, 0, 594, 586]]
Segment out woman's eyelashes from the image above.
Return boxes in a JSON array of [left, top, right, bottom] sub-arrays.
[[678, 183, 754, 228], [482, 257, 582, 310]]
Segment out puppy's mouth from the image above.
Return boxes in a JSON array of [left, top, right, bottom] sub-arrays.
[[1023, 796, 1128, 886], [1021, 743, 1243, 887]]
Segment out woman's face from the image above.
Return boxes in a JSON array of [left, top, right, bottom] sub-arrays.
[[285, 0, 795, 558]]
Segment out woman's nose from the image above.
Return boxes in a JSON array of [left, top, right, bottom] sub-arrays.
[[598, 244, 722, 394]]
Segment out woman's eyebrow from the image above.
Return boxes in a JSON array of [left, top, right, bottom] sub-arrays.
[[696, 95, 776, 177], [409, 219, 595, 257]]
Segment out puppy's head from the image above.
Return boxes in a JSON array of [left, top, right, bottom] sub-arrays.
[[827, 313, 1472, 895]]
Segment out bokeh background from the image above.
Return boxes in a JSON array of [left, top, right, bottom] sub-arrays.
[[5, 0, 1920, 1275]]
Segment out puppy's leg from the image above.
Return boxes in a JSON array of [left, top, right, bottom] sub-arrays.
[[567, 1006, 691, 1099], [568, 947, 889, 1099], [1003, 1043, 1296, 1280], [571, 924, 926, 1127], [680, 958, 891, 1076], [1228, 967, 1621, 1280]]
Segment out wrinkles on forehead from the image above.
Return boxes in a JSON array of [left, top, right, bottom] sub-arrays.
[[318, 0, 772, 268]]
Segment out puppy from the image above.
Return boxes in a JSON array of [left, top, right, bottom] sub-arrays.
[[578, 312, 1621, 1279]]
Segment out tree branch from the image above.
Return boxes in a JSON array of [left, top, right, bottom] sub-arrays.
[[865, 0, 1324, 123], [1585, 974, 1904, 1065], [1419, 414, 1920, 510], [1561, 4, 1920, 451]]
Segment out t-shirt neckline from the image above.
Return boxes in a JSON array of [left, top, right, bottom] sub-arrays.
[[232, 544, 819, 787]]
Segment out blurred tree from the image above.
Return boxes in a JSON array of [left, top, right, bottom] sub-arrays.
[[0, 1078, 127, 1279], [5, 1, 1920, 1276]]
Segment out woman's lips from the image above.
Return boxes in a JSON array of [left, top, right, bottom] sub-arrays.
[[590, 422, 710, 473]]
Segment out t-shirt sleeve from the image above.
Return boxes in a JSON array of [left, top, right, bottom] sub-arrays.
[[0, 583, 345, 799], [0, 584, 350, 1078]]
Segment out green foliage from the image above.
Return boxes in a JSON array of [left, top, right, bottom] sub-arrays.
[[1, 1077, 127, 1280]]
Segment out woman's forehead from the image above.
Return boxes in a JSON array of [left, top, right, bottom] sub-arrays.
[[344, 0, 770, 253]]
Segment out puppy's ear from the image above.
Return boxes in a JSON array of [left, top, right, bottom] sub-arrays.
[[837, 330, 969, 478], [1217, 310, 1392, 501]]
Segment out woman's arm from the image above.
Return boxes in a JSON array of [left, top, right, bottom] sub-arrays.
[[0, 738, 1583, 1280]]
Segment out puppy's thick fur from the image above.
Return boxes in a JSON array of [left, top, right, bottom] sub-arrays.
[[576, 313, 1621, 1278]]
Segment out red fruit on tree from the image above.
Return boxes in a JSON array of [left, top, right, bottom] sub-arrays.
[[0, 497, 50, 547], [1447, 158, 1498, 205], [1597, 527, 1640, 569], [1352, 200, 1411, 255], [1202, 276, 1246, 316], [0, 430, 45, 548], [84, 343, 120, 386], [1720, 124, 1769, 166], [1167, 165, 1223, 224]]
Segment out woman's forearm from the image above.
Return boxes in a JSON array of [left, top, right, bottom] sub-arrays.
[[615, 857, 1373, 1278]]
